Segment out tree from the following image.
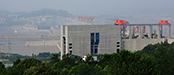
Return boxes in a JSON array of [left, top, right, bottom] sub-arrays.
[[59, 68, 69, 75], [38, 52, 50, 57], [50, 54, 60, 65], [102, 50, 160, 75], [6, 58, 42, 75], [142, 41, 174, 75], [23, 61, 53, 75], [70, 54, 81, 61], [0, 62, 6, 75], [68, 63, 91, 75], [13, 58, 21, 66], [62, 53, 75, 66], [85, 55, 94, 63], [69, 63, 104, 75]]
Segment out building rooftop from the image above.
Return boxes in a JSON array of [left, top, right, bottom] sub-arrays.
[[63, 23, 171, 26]]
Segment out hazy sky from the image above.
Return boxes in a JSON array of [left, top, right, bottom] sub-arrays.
[[1, 0, 174, 37], [0, 0, 174, 16]]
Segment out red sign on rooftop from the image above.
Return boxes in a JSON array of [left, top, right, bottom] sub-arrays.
[[114, 20, 129, 25], [158, 20, 170, 24]]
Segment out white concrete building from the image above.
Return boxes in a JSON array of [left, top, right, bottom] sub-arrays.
[[61, 25, 121, 58], [60, 23, 173, 58]]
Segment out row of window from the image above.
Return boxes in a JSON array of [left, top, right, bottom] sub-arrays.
[[69, 43, 72, 55], [63, 37, 73, 55], [64, 34, 120, 56], [117, 41, 120, 53], [63, 37, 66, 53]]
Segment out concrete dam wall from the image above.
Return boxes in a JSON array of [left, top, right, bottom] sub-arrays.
[[122, 38, 166, 52], [0, 35, 60, 39], [26, 40, 60, 46]]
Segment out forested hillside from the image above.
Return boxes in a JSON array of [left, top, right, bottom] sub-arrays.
[[0, 41, 174, 75], [0, 52, 60, 64]]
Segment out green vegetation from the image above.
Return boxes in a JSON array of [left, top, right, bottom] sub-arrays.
[[0, 52, 60, 64], [0, 62, 6, 75], [142, 41, 174, 75], [0, 53, 30, 64], [0, 42, 174, 75]]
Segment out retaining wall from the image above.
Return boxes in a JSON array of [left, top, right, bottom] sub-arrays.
[[26, 40, 59, 46]]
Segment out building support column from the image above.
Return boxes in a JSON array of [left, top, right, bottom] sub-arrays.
[[160, 26, 163, 38], [168, 25, 171, 38], [60, 26, 64, 59], [129, 26, 133, 39], [158, 26, 161, 39], [148, 26, 152, 39], [60, 37, 64, 59], [139, 25, 143, 39], [65, 26, 69, 54], [123, 26, 125, 38]]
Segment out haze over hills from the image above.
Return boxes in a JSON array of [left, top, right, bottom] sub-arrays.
[[0, 8, 70, 18], [1, 8, 174, 25], [20, 8, 70, 18], [0, 8, 174, 37], [0, 8, 71, 26]]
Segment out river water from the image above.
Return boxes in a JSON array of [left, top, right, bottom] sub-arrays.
[[0, 26, 60, 56], [0, 38, 59, 56]]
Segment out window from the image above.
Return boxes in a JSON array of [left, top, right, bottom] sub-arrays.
[[117, 42, 120, 44], [95, 49, 98, 54], [91, 46, 93, 49], [117, 49, 120, 53], [91, 46, 93, 55], [63, 37, 66, 41], [95, 46, 98, 48], [69, 43, 72, 45], [70, 51, 72, 55], [96, 33, 99, 44], [69, 47, 72, 49], [91, 49, 93, 55], [91, 33, 100, 55], [63, 37, 66, 44], [91, 33, 94, 44], [117, 45, 120, 47]]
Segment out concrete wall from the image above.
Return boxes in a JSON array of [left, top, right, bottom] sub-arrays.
[[0, 35, 60, 39], [61, 25, 121, 57], [60, 24, 174, 59], [26, 40, 59, 46], [167, 39, 174, 44], [122, 38, 166, 52]]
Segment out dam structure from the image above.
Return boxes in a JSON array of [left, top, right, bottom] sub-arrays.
[[60, 20, 173, 58], [121, 23, 171, 51]]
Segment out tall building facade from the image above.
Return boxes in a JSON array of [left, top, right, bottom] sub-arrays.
[[60, 23, 173, 59], [61, 25, 121, 58]]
